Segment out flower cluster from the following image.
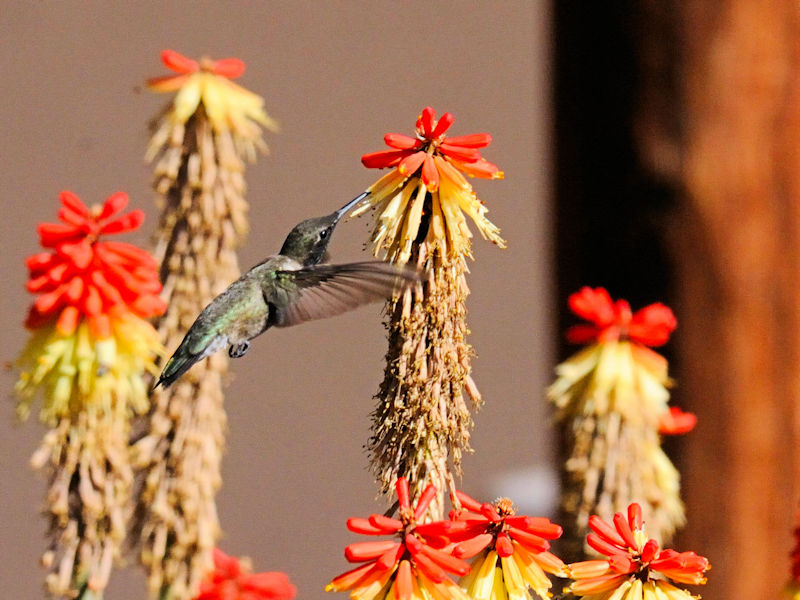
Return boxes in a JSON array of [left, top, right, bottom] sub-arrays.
[[196, 549, 296, 600], [567, 503, 709, 600], [327, 478, 471, 600], [354, 106, 504, 262], [16, 191, 165, 422], [449, 491, 566, 600], [548, 287, 689, 545], [328, 479, 565, 600], [148, 49, 276, 139]]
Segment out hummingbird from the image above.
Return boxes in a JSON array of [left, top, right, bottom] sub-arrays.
[[154, 192, 417, 389]]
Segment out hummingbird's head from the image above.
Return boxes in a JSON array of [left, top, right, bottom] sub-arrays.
[[279, 192, 370, 265]]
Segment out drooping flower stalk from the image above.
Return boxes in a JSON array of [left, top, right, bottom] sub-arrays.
[[132, 49, 276, 600], [548, 287, 692, 555], [356, 106, 504, 517], [14, 191, 165, 599], [565, 502, 709, 600]]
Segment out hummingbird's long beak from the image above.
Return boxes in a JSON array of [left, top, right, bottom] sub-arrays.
[[334, 191, 371, 222]]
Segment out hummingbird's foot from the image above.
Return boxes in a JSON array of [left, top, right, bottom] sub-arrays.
[[228, 341, 250, 358]]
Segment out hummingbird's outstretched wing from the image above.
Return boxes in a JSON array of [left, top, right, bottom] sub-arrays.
[[269, 261, 420, 327]]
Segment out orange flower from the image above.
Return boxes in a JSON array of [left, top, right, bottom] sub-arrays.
[[567, 503, 709, 600], [327, 477, 471, 600], [354, 106, 504, 262], [196, 549, 296, 600], [658, 406, 697, 435]]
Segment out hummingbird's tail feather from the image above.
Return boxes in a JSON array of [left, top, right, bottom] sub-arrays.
[[153, 335, 226, 389]]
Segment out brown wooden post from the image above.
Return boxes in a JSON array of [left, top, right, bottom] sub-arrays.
[[662, 3, 800, 597]]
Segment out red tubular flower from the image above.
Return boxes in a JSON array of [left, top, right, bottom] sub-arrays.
[[658, 406, 698, 435], [24, 191, 166, 338], [567, 502, 709, 597], [196, 549, 296, 600], [566, 287, 676, 347], [361, 106, 502, 190], [327, 477, 470, 599]]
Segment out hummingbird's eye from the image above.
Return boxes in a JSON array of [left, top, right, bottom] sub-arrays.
[[319, 229, 329, 240]]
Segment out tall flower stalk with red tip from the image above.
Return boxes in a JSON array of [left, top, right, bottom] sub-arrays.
[[14, 191, 164, 599], [548, 287, 689, 555], [133, 49, 275, 600], [566, 503, 709, 600], [327, 478, 472, 600], [356, 106, 504, 515], [450, 491, 566, 600]]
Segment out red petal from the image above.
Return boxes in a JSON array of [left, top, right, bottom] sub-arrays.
[[26, 252, 56, 271], [211, 58, 245, 78], [398, 151, 426, 177], [161, 49, 199, 74], [480, 504, 502, 522], [613, 512, 638, 550], [59, 190, 89, 216], [38, 223, 81, 247], [83, 284, 103, 315], [327, 562, 379, 591], [368, 513, 403, 533], [628, 302, 677, 346], [131, 294, 167, 318], [346, 541, 400, 563], [439, 143, 482, 162], [65, 276, 84, 302], [504, 516, 562, 539], [99, 241, 159, 269], [90, 270, 124, 306], [608, 553, 637, 574], [347, 517, 386, 535], [587, 533, 623, 557], [588, 515, 627, 548], [34, 284, 66, 315], [569, 287, 616, 326], [430, 112, 455, 138], [412, 552, 447, 583], [56, 306, 80, 335], [59, 239, 94, 269], [147, 74, 190, 92], [361, 149, 411, 169], [419, 544, 471, 576], [421, 155, 439, 192], [384, 133, 421, 150], [658, 407, 698, 435], [454, 490, 483, 513], [98, 192, 129, 220], [640, 539, 659, 564], [453, 533, 493, 559], [628, 503, 643, 531], [447, 157, 504, 179], [100, 209, 144, 235], [376, 543, 406, 571], [414, 483, 438, 521], [395, 560, 413, 600], [507, 527, 549, 553], [496, 533, 514, 558], [441, 133, 492, 148], [58, 206, 91, 229], [417, 107, 436, 137]]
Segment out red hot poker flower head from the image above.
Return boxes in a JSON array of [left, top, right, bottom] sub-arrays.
[[566, 287, 676, 347], [25, 191, 166, 338], [569, 502, 709, 596], [658, 406, 698, 435], [448, 491, 563, 560], [361, 106, 503, 190], [196, 548, 296, 600], [328, 477, 471, 599]]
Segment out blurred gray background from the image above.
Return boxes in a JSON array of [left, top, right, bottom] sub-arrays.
[[0, 2, 553, 597]]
